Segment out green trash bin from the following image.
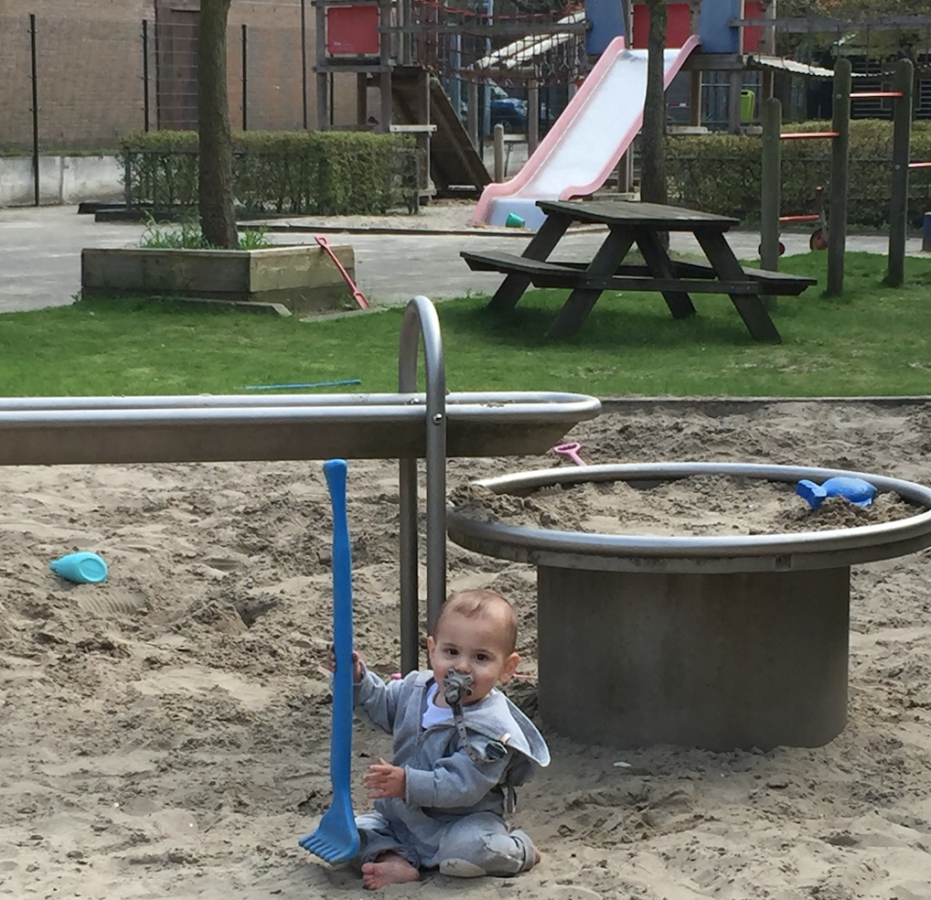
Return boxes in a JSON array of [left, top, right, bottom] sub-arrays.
[[741, 89, 756, 123]]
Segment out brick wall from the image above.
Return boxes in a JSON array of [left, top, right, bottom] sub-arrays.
[[0, 0, 358, 151]]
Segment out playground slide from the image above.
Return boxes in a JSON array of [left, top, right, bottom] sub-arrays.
[[473, 34, 702, 229]]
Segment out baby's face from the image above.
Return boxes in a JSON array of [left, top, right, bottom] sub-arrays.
[[427, 611, 519, 706]]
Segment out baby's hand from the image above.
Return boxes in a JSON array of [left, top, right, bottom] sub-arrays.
[[326, 646, 364, 683], [363, 758, 406, 800]]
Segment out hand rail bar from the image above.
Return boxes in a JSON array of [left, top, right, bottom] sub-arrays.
[[397, 296, 447, 673]]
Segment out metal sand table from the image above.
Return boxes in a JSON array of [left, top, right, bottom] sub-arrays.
[[0, 297, 601, 673], [447, 462, 931, 751]]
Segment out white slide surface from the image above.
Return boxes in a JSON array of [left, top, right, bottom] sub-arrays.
[[473, 34, 702, 229]]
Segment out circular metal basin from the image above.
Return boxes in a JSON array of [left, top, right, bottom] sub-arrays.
[[447, 463, 931, 751]]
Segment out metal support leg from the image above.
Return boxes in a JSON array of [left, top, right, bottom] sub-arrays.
[[398, 296, 447, 672]]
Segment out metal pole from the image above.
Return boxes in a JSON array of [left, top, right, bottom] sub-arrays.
[[142, 20, 151, 132], [826, 57, 851, 296], [482, 0, 493, 139], [301, 0, 308, 130], [493, 123, 505, 181], [467, 80, 479, 150], [124, 154, 132, 208], [30, 14, 39, 207], [887, 58, 914, 287], [760, 97, 782, 272], [241, 23, 248, 131], [316, 2, 328, 131], [154, 12, 162, 130], [450, 35, 462, 122], [528, 80, 540, 155], [397, 296, 447, 673]]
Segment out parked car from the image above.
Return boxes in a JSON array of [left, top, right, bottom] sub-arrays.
[[490, 87, 528, 133]]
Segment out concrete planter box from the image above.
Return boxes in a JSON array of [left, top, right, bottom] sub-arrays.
[[81, 244, 356, 315]]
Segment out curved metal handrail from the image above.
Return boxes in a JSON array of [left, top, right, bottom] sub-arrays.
[[398, 296, 447, 673]]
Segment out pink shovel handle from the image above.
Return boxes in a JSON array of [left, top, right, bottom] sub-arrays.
[[315, 235, 370, 310], [553, 441, 586, 466]]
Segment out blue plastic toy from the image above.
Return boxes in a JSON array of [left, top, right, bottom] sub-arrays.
[[50, 551, 108, 584], [796, 476, 877, 510], [298, 459, 360, 865]]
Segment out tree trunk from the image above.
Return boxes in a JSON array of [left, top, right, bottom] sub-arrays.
[[640, 0, 668, 206], [198, 0, 238, 249]]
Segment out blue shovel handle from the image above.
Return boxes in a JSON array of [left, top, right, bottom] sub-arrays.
[[323, 459, 355, 809]]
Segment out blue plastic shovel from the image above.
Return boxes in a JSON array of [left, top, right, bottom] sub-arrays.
[[298, 458, 361, 864]]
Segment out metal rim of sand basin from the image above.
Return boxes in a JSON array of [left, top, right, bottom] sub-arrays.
[[446, 462, 931, 573]]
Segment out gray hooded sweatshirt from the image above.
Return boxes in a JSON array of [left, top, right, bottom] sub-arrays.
[[354, 667, 550, 841]]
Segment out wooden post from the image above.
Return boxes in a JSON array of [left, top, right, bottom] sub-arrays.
[[357, 73, 368, 127], [760, 97, 782, 273], [689, 71, 701, 126], [728, 71, 743, 134], [761, 0, 776, 101], [379, 0, 392, 133], [826, 57, 851, 296], [887, 58, 914, 287]]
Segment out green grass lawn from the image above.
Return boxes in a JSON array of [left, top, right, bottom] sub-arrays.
[[2, 251, 931, 397]]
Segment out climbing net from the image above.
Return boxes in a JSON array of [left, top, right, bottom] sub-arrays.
[[408, 0, 586, 88]]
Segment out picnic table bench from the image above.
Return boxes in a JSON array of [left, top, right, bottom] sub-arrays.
[[462, 199, 816, 343]]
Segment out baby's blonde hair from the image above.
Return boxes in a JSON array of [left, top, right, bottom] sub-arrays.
[[433, 589, 518, 654]]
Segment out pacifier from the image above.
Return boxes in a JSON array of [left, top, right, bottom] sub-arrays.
[[443, 669, 474, 706]]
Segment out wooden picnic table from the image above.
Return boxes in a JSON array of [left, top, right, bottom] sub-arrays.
[[461, 199, 817, 343]]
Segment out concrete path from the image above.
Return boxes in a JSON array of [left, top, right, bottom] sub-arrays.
[[0, 204, 924, 314]]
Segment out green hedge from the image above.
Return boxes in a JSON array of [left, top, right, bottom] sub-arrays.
[[118, 130, 418, 216], [666, 120, 931, 229]]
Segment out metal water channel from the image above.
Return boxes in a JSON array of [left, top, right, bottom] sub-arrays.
[[0, 297, 602, 674]]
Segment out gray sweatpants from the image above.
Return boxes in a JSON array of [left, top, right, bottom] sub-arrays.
[[353, 810, 537, 877]]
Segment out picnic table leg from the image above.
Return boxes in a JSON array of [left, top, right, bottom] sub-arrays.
[[546, 227, 635, 338], [487, 213, 571, 312], [693, 229, 783, 343], [633, 230, 697, 319]]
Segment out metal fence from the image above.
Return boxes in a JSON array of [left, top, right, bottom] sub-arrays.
[[0, 14, 146, 153], [0, 10, 312, 156]]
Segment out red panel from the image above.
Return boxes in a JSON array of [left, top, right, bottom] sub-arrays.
[[632, 4, 648, 49], [327, 6, 380, 56], [632, 4, 693, 50], [743, 0, 763, 53], [668, 4, 693, 48]]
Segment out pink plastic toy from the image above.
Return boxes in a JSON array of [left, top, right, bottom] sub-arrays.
[[315, 235, 370, 310], [553, 441, 587, 466]]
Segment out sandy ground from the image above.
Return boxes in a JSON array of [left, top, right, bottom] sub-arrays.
[[2, 401, 931, 900]]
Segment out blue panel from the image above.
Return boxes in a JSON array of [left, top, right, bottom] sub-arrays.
[[698, 0, 741, 54], [586, 0, 626, 57]]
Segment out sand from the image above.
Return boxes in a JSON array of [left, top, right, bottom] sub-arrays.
[[2, 400, 931, 900], [450, 474, 924, 537]]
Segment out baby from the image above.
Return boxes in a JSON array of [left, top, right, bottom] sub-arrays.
[[338, 588, 549, 889]]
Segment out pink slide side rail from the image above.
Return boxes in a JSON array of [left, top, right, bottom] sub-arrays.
[[472, 34, 702, 226]]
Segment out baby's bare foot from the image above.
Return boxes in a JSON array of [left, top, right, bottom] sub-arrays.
[[361, 852, 420, 890], [535, 848, 542, 866]]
